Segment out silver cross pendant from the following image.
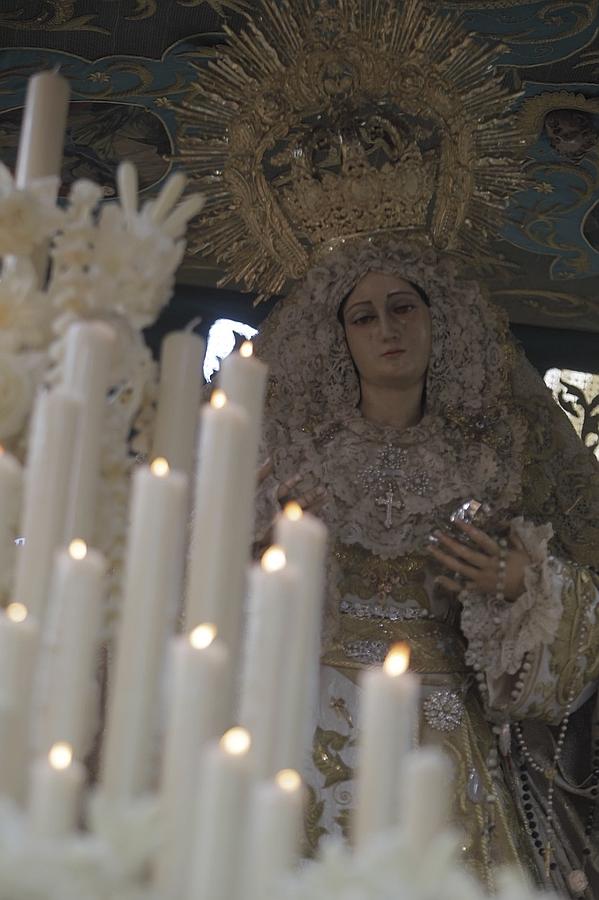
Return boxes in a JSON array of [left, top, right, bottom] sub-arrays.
[[376, 488, 401, 529]]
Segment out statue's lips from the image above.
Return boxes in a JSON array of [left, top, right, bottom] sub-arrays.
[[381, 349, 406, 357]]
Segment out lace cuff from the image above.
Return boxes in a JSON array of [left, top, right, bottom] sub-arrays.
[[460, 517, 563, 681]]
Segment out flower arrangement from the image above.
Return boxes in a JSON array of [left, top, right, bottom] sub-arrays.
[[0, 160, 203, 620]]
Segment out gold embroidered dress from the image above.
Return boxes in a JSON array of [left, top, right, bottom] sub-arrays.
[[253, 241, 599, 897]]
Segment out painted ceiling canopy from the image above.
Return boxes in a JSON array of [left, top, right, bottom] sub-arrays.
[[1, 0, 599, 331]]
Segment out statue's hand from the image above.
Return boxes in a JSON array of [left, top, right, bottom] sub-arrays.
[[428, 520, 530, 601], [253, 461, 327, 558], [275, 473, 327, 516]]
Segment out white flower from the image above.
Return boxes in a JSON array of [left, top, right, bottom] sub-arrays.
[[0, 351, 42, 442], [0, 163, 63, 258], [273, 830, 555, 900], [63, 178, 102, 226], [0, 260, 51, 352]]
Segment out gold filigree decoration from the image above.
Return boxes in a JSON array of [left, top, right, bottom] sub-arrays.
[[303, 784, 328, 858], [518, 91, 599, 148], [334, 543, 428, 607], [442, 0, 599, 44], [312, 726, 353, 788], [123, 0, 251, 18], [178, 0, 252, 11], [171, 0, 525, 297], [0, 1, 108, 32], [493, 289, 599, 325]]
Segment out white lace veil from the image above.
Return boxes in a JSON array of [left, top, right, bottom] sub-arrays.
[[252, 238, 599, 570]]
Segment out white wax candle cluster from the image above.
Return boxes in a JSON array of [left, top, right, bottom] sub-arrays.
[[62, 321, 116, 544], [0, 602, 38, 802], [186, 727, 253, 900], [155, 624, 230, 897], [274, 503, 327, 773], [152, 330, 205, 479], [101, 459, 188, 802], [354, 642, 419, 847], [15, 71, 69, 186], [239, 545, 298, 778], [0, 73, 458, 898], [29, 741, 84, 838], [13, 387, 82, 622], [0, 448, 22, 602], [185, 389, 251, 657], [14, 70, 70, 281], [185, 342, 267, 666], [244, 768, 304, 900], [38, 540, 106, 758]]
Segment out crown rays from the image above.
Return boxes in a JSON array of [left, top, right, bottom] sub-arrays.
[[171, 0, 526, 299]]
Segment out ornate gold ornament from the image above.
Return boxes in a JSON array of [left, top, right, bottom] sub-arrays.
[[518, 91, 599, 148], [172, 0, 526, 297]]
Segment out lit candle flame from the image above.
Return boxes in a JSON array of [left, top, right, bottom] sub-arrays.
[[189, 623, 217, 650], [275, 769, 302, 792], [383, 642, 410, 677], [151, 457, 170, 477], [284, 501, 303, 522], [240, 341, 254, 358], [261, 545, 286, 573], [6, 602, 27, 623], [49, 742, 73, 770], [220, 727, 251, 756], [211, 389, 227, 409], [69, 539, 88, 561]]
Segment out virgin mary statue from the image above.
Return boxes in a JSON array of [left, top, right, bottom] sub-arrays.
[[252, 238, 599, 897], [172, 0, 599, 894]]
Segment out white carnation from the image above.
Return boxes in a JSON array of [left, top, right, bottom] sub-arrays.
[[0, 260, 50, 352], [0, 351, 41, 441], [0, 163, 63, 258]]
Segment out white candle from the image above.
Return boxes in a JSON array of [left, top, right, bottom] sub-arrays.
[[101, 459, 188, 802], [245, 769, 303, 900], [218, 341, 267, 459], [28, 742, 84, 837], [185, 391, 251, 658], [13, 387, 82, 622], [154, 624, 230, 898], [274, 503, 327, 772], [152, 330, 205, 479], [353, 643, 419, 848], [0, 448, 22, 602], [239, 546, 300, 778], [400, 747, 453, 850], [186, 727, 252, 900], [38, 541, 106, 759], [62, 321, 116, 545], [15, 71, 70, 186], [218, 342, 267, 572], [0, 603, 39, 803]]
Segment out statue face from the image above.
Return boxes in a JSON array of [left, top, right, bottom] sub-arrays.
[[341, 270, 431, 393]]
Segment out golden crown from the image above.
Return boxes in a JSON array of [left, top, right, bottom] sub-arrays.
[[172, 0, 526, 298]]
